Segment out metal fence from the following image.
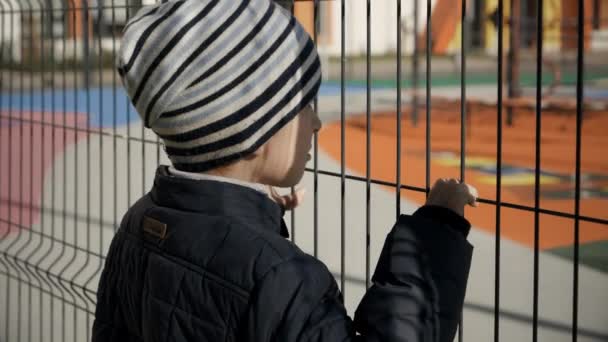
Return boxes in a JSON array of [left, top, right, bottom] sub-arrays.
[[1, 0, 607, 341]]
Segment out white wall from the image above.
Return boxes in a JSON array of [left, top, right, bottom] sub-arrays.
[[320, 0, 438, 57]]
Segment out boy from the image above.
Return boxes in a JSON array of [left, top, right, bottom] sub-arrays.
[[93, 1, 477, 341]]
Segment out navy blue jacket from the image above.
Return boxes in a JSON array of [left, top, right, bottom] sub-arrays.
[[93, 166, 473, 342]]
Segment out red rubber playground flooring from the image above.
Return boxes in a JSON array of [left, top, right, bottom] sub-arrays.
[[0, 112, 88, 235]]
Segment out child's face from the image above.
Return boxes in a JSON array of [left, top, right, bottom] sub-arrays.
[[259, 104, 322, 187]]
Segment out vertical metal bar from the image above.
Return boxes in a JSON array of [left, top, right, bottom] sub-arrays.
[[7, 3, 37, 340], [18, 4, 36, 336], [425, 0, 431, 195], [26, 6, 38, 340], [593, 0, 604, 30], [365, 0, 371, 289], [0, 1, 3, 168], [126, 1, 132, 209], [412, 0, 419, 127], [142, 75, 146, 198], [156, 1, 163, 166], [156, 138, 161, 166], [573, 1, 584, 340], [313, 0, 319, 259], [2, 0, 17, 330], [142, 128, 146, 196], [0, 2, 15, 341], [2, 1, 15, 328], [460, 0, 467, 183], [495, 1, 504, 341], [88, 0, 106, 312], [47, 3, 76, 340], [396, 0, 402, 218], [1, 14, 12, 341], [533, 1, 543, 341], [83, 0, 106, 315], [25, 6, 38, 339], [13, 5, 36, 341], [63, 3, 81, 339], [458, 2, 467, 340], [60, 4, 76, 338], [592, 0, 600, 29], [290, 1, 296, 244], [42, 4, 60, 341], [278, 0, 296, 244], [71, 11, 80, 332], [47, 5, 61, 341], [14, 3, 43, 341], [38, 8, 51, 340], [78, 1, 94, 339], [507, 0, 521, 126], [291, 187, 296, 243], [55, 3, 83, 340], [5, 5, 22, 340], [7, 5, 28, 341], [340, 0, 346, 295], [112, 0, 118, 233], [412, 0, 420, 127], [0, 1, 7, 338], [25, 3, 52, 340]]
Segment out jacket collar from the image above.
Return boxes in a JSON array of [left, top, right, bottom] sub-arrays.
[[151, 166, 289, 238], [167, 166, 269, 195]]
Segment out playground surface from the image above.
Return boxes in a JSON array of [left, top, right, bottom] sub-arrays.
[[318, 101, 608, 270], [1, 81, 607, 341]]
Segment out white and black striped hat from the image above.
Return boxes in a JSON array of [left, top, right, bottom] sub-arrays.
[[118, 0, 322, 172]]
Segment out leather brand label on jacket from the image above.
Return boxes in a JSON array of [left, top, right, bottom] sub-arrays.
[[143, 216, 167, 239]]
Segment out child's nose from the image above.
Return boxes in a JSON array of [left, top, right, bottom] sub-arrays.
[[313, 113, 322, 132]]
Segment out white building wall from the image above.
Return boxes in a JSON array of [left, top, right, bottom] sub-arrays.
[[320, 0, 438, 57]]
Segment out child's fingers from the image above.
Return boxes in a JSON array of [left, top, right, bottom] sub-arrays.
[[292, 187, 306, 204], [268, 186, 306, 210], [267, 186, 286, 207], [284, 187, 306, 210], [268, 186, 279, 197], [465, 183, 478, 207]]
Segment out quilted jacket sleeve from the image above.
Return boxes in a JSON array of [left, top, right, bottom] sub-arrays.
[[252, 206, 473, 342], [354, 209, 474, 342]]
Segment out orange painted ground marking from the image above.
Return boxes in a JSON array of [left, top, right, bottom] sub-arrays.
[[318, 104, 608, 250]]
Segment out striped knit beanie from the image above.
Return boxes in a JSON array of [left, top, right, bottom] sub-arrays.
[[117, 0, 322, 172]]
